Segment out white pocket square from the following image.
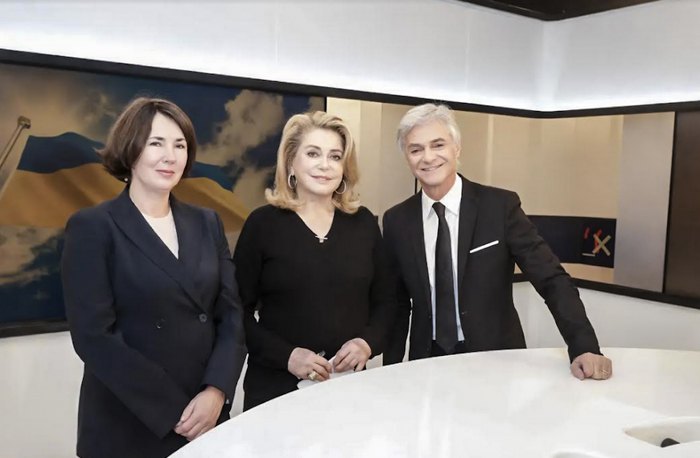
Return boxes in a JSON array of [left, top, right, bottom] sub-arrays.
[[469, 240, 499, 254]]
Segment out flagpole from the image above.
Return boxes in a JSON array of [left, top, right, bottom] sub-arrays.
[[0, 116, 31, 172], [0, 116, 32, 199]]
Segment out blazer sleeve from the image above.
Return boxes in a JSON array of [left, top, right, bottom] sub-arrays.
[[233, 211, 296, 370], [61, 209, 190, 439], [358, 210, 398, 357], [504, 191, 601, 361], [381, 210, 412, 365], [199, 211, 247, 401]]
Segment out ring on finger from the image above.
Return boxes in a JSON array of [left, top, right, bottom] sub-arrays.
[[308, 370, 318, 381]]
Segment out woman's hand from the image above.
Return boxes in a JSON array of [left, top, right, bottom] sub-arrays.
[[288, 347, 332, 381], [174, 386, 226, 441], [333, 338, 371, 372]]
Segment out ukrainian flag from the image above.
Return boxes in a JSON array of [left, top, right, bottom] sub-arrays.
[[0, 132, 249, 230], [0, 132, 248, 325]]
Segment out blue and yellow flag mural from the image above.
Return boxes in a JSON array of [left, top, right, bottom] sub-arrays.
[[0, 62, 324, 329]]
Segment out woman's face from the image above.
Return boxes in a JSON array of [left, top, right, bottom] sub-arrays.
[[291, 128, 344, 200], [131, 112, 188, 195]]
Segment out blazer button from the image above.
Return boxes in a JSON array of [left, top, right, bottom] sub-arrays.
[[155, 319, 165, 329], [199, 313, 208, 323]]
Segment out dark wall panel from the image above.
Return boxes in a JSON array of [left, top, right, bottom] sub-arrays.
[[665, 111, 700, 298], [529, 216, 615, 268]]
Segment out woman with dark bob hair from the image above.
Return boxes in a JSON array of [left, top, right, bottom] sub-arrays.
[[61, 97, 246, 458], [233, 111, 396, 410]]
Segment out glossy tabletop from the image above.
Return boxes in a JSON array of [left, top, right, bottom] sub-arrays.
[[171, 348, 700, 457]]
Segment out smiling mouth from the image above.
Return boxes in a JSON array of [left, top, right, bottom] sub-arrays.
[[157, 170, 175, 176], [421, 163, 444, 172], [311, 176, 333, 181]]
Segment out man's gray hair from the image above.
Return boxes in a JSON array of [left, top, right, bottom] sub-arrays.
[[396, 103, 461, 153]]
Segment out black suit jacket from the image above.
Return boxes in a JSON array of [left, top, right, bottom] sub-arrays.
[[61, 188, 246, 458], [382, 176, 600, 364]]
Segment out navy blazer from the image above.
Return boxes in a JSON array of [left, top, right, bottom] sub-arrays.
[[61, 188, 246, 458], [382, 176, 600, 364]]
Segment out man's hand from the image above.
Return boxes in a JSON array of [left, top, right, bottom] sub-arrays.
[[174, 386, 226, 441], [570, 352, 613, 380]]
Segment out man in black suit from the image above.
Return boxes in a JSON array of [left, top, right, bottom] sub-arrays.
[[382, 103, 612, 380]]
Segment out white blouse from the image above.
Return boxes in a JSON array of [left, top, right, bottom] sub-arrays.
[[141, 209, 179, 259]]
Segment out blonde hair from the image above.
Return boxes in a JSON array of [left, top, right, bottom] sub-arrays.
[[396, 103, 461, 153], [266, 111, 360, 214]]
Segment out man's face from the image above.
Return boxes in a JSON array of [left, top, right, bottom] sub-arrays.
[[403, 120, 460, 193]]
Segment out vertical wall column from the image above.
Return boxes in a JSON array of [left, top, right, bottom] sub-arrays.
[[665, 111, 700, 298], [615, 112, 674, 291], [325, 99, 414, 217]]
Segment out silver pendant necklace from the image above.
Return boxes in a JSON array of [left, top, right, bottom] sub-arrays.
[[315, 235, 328, 244]]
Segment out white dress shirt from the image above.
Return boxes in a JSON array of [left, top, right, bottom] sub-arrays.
[[421, 176, 464, 342], [141, 209, 179, 259]]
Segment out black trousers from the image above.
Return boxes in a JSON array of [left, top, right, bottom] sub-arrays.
[[243, 392, 272, 411], [430, 340, 468, 357]]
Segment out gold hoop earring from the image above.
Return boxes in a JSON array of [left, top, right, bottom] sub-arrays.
[[334, 179, 347, 195], [287, 174, 297, 190]]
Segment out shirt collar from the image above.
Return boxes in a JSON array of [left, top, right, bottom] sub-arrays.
[[421, 175, 462, 220]]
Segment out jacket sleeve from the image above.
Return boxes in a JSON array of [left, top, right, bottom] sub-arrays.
[[380, 210, 412, 365], [61, 209, 190, 439], [199, 211, 247, 402], [233, 211, 296, 370], [504, 191, 601, 361], [358, 210, 398, 357]]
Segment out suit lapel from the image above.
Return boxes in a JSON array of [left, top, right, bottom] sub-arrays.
[[457, 176, 479, 292], [108, 188, 204, 310], [407, 193, 432, 308], [171, 197, 204, 306]]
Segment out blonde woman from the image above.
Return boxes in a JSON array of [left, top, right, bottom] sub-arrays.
[[233, 111, 396, 410]]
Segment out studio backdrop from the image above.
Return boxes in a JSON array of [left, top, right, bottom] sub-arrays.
[[0, 51, 324, 336]]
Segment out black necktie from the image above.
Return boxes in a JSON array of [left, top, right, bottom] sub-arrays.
[[433, 202, 458, 353]]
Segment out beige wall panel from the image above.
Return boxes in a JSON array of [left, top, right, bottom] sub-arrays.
[[615, 112, 675, 292]]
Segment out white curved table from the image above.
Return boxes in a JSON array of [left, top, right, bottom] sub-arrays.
[[172, 348, 700, 457]]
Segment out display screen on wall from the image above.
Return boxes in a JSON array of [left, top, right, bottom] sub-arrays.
[[0, 54, 324, 336]]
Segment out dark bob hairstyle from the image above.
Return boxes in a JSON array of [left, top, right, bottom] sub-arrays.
[[99, 97, 197, 181]]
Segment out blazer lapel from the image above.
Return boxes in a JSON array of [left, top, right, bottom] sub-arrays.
[[457, 176, 479, 292], [407, 193, 432, 309], [170, 196, 204, 306], [108, 188, 203, 310]]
